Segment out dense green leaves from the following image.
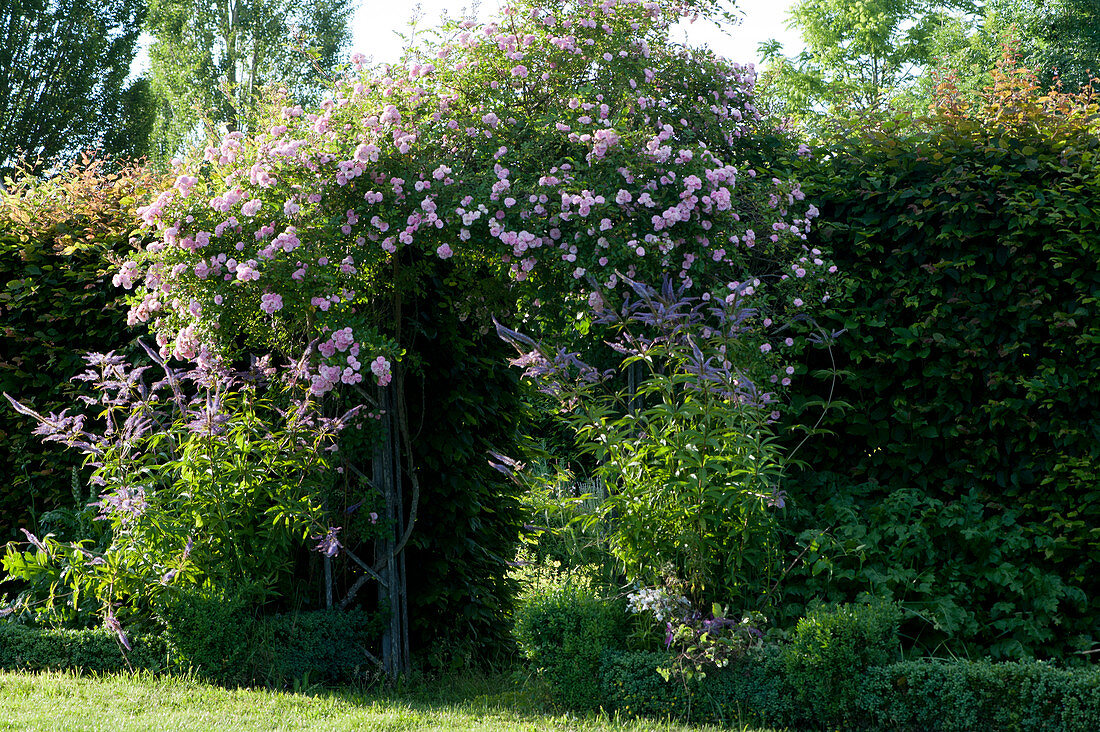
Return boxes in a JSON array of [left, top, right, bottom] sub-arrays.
[[779, 64, 1100, 659], [0, 160, 165, 541]]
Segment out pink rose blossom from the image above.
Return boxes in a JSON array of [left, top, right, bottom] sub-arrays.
[[260, 293, 283, 314]]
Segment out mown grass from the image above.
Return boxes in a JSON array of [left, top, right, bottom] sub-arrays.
[[0, 669, 781, 731]]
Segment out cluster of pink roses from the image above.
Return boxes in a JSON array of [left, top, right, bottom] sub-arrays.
[[121, 0, 834, 406]]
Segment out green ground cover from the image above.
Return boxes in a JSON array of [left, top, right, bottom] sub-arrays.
[[0, 670, 779, 732]]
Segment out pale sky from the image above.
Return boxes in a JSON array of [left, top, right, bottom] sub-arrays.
[[132, 0, 804, 81], [349, 0, 804, 68]]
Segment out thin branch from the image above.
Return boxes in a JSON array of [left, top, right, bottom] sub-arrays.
[[344, 545, 388, 586]]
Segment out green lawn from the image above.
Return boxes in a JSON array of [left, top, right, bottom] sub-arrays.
[[0, 670, 779, 732]]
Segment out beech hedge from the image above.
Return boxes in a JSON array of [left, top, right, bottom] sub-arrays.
[[777, 59, 1100, 660], [0, 158, 162, 541]]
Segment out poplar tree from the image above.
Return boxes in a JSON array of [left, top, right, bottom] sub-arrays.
[[0, 0, 146, 176], [145, 0, 354, 164]]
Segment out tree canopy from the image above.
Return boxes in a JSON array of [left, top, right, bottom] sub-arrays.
[[0, 0, 147, 176], [145, 0, 355, 165], [756, 0, 979, 133], [938, 0, 1100, 94]]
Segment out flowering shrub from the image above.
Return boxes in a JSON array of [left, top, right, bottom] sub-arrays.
[[1, 342, 360, 643], [498, 274, 838, 606], [76, 0, 833, 660], [118, 0, 828, 390], [627, 586, 766, 682], [659, 605, 767, 682], [627, 585, 690, 623]]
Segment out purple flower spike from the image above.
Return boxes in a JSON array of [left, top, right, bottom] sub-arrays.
[[314, 526, 342, 557], [20, 529, 47, 553], [105, 612, 131, 651]]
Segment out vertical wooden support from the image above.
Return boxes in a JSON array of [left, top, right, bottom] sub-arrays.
[[324, 555, 333, 609], [373, 385, 410, 677]]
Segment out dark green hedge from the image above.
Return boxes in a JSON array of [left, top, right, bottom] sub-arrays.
[[0, 623, 167, 673], [601, 649, 1100, 731], [399, 279, 527, 667], [600, 646, 797, 728], [595, 602, 901, 729], [777, 93, 1100, 659], [0, 607, 381, 686], [0, 161, 161, 542], [518, 594, 1100, 729], [863, 659, 1100, 732]]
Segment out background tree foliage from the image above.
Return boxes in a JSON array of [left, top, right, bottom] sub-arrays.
[[756, 0, 979, 132], [933, 0, 1100, 96], [0, 0, 149, 176], [145, 0, 354, 165]]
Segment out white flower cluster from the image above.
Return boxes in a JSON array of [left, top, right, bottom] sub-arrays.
[[626, 587, 689, 622]]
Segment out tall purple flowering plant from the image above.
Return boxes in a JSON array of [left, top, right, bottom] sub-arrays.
[[498, 274, 838, 608], [1, 341, 363, 639]]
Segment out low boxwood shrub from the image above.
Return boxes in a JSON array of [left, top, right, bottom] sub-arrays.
[[512, 583, 626, 711], [862, 659, 1100, 732], [600, 645, 797, 728], [252, 608, 384, 686], [0, 606, 383, 687], [0, 623, 167, 673], [159, 586, 384, 687], [783, 601, 903, 728], [158, 586, 256, 685]]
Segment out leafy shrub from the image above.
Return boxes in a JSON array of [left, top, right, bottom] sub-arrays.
[[0, 623, 167, 673], [512, 583, 626, 711], [158, 585, 257, 685], [499, 276, 823, 608], [161, 589, 383, 686], [599, 650, 693, 719], [785, 50, 1100, 659], [775, 473, 1088, 660], [862, 659, 1100, 732], [783, 601, 902, 728]]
